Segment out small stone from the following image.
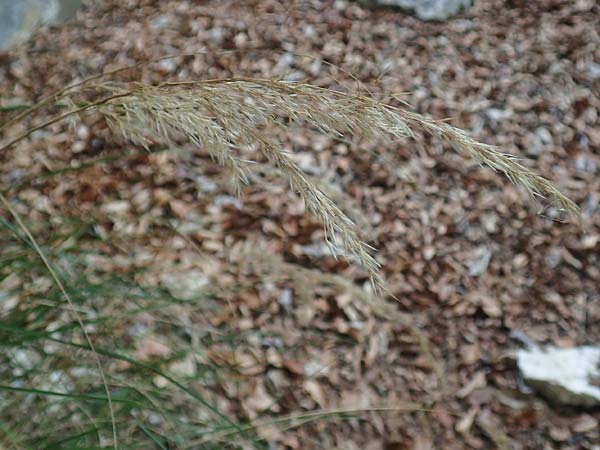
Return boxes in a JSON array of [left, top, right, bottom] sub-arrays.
[[362, 0, 472, 21], [274, 52, 295, 74], [72, 141, 86, 154], [168, 356, 197, 378], [423, 246, 436, 260], [153, 375, 169, 388], [572, 415, 598, 433], [158, 59, 177, 73], [517, 345, 600, 406], [150, 15, 170, 28], [588, 62, 600, 80], [549, 427, 571, 442], [101, 200, 130, 215], [467, 247, 492, 276], [485, 108, 512, 123], [512, 253, 529, 269], [160, 269, 209, 301], [527, 127, 553, 156], [266, 369, 290, 391], [303, 24, 316, 38], [581, 234, 599, 249], [575, 154, 597, 174], [535, 127, 553, 146], [131, 189, 152, 212], [76, 124, 90, 140], [233, 32, 248, 48], [278, 288, 293, 312]]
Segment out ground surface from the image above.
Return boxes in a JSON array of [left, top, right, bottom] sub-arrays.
[[0, 0, 599, 449]]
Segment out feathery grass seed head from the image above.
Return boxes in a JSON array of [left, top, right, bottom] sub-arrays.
[[97, 79, 579, 290]]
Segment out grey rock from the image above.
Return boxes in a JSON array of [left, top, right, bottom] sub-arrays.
[[517, 345, 600, 407], [362, 0, 472, 21], [0, 0, 81, 50], [485, 108, 513, 123], [467, 246, 492, 277], [588, 62, 600, 80], [575, 154, 597, 174], [527, 126, 553, 156], [535, 127, 553, 146]]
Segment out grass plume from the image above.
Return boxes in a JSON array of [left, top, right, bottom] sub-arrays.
[[92, 79, 578, 289]]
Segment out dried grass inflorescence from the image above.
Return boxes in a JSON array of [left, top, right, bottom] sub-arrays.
[[97, 79, 578, 290]]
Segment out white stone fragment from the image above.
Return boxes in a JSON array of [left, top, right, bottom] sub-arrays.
[[364, 0, 472, 21], [516, 345, 600, 406]]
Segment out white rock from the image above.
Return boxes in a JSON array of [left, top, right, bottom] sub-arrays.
[[363, 0, 472, 21], [278, 288, 293, 312], [517, 345, 600, 406], [169, 356, 197, 378], [100, 200, 131, 215], [485, 108, 513, 123], [160, 269, 209, 301]]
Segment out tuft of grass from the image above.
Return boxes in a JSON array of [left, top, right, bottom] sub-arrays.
[[0, 215, 266, 449]]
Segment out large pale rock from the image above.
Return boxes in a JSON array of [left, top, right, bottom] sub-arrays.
[[363, 0, 471, 21], [517, 345, 600, 407], [0, 0, 81, 50]]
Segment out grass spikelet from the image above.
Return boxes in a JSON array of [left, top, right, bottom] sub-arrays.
[[19, 78, 576, 290]]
